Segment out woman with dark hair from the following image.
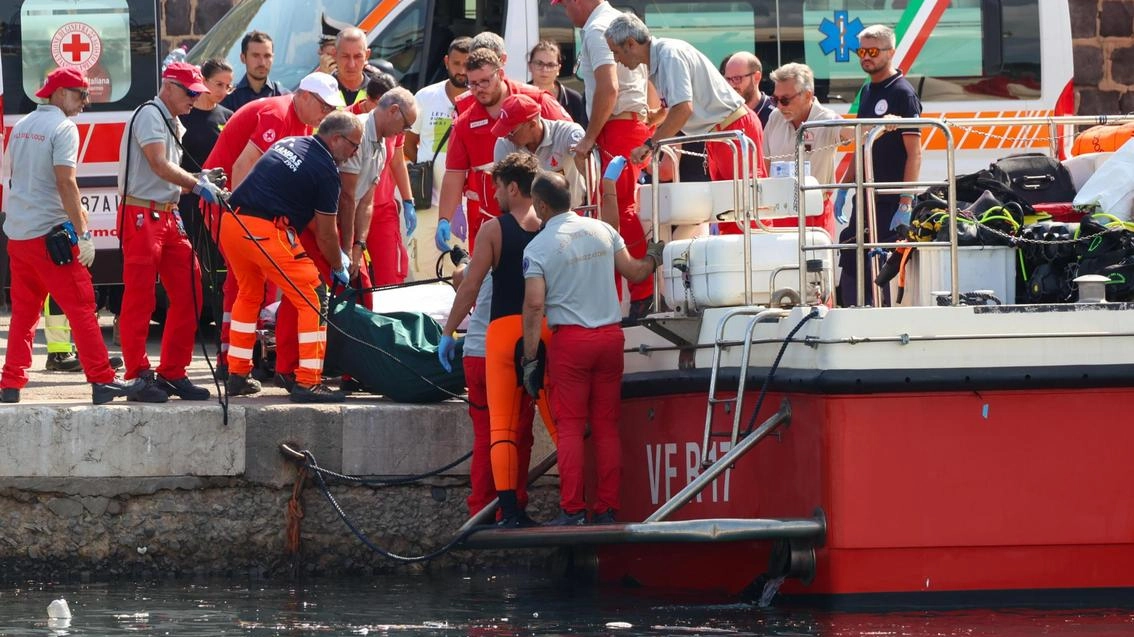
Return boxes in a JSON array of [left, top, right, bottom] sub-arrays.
[[178, 58, 234, 325], [528, 40, 587, 127]]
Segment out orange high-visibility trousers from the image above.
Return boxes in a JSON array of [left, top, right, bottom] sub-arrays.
[[219, 211, 326, 386], [484, 314, 557, 492]]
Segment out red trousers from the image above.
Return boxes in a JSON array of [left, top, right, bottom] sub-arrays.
[[117, 203, 202, 380], [465, 169, 500, 256], [548, 323, 624, 515], [1, 237, 115, 388], [464, 354, 536, 517], [275, 228, 371, 378], [366, 197, 408, 286], [597, 117, 652, 302]]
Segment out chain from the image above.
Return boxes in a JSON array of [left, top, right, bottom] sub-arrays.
[[940, 118, 1069, 146]]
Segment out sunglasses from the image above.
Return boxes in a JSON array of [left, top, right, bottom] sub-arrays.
[[172, 81, 202, 98], [773, 92, 800, 106], [64, 87, 90, 100], [856, 46, 892, 59]]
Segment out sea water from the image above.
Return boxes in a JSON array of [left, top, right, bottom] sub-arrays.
[[2, 572, 1134, 636]]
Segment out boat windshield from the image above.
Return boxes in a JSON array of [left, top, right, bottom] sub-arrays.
[[187, 0, 387, 90]]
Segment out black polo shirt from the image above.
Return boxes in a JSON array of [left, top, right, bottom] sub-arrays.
[[221, 75, 291, 112], [856, 71, 922, 183], [229, 135, 340, 233]]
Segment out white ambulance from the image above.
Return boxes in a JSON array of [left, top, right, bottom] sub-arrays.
[[1, 0, 160, 288]]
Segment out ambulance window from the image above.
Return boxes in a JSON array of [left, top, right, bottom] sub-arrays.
[[368, 0, 428, 90], [799, 0, 1041, 105], [2, 0, 157, 114]]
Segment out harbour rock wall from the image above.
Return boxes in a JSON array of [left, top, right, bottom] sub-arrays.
[[0, 403, 559, 582]]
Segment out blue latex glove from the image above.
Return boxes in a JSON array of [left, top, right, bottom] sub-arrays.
[[889, 202, 912, 232], [604, 155, 627, 181], [834, 189, 850, 224], [435, 218, 452, 253], [331, 268, 350, 288], [402, 200, 417, 237], [61, 220, 79, 245], [192, 174, 223, 205], [438, 334, 457, 373]]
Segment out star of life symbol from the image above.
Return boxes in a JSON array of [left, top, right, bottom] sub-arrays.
[[51, 22, 102, 72], [818, 10, 864, 64]]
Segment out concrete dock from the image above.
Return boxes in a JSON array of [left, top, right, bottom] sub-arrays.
[[0, 311, 558, 581]]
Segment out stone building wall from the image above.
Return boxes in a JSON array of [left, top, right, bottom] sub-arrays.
[[165, 0, 1126, 115]]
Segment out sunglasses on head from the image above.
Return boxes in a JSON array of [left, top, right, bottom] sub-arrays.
[[856, 46, 892, 59]]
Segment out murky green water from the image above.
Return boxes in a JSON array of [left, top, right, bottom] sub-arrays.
[[2, 572, 1133, 636]]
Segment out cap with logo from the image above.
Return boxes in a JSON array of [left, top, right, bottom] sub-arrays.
[[35, 67, 89, 99], [491, 94, 541, 137], [162, 62, 209, 93], [298, 71, 348, 108]]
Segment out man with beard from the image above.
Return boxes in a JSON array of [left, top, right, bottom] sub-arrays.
[[438, 152, 556, 527], [723, 51, 774, 127], [221, 31, 289, 112], [836, 23, 922, 306], [406, 37, 470, 208], [435, 47, 569, 255]]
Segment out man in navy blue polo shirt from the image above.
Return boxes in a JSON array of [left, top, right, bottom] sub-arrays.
[[219, 111, 363, 403], [837, 23, 922, 306]]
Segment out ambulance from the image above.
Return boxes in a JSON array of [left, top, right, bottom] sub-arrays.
[[1, 0, 160, 287]]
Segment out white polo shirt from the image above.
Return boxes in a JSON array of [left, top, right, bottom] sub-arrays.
[[340, 110, 387, 202], [494, 118, 586, 206], [522, 211, 624, 328], [762, 99, 844, 185], [578, 1, 648, 119], [648, 37, 744, 135], [3, 105, 79, 240]]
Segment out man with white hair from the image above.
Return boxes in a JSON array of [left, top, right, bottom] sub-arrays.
[[606, 13, 765, 185]]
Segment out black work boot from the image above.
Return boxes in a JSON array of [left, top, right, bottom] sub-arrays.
[[45, 352, 83, 372], [157, 375, 211, 400], [92, 376, 146, 405], [496, 490, 540, 528], [226, 374, 262, 396], [289, 383, 346, 403], [127, 371, 170, 403]]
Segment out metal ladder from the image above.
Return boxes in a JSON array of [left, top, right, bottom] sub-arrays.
[[700, 307, 789, 469]]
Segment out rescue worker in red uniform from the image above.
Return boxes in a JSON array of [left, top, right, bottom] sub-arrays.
[[117, 63, 225, 402], [521, 170, 662, 524], [439, 153, 557, 527], [273, 88, 418, 389], [220, 111, 364, 403], [434, 47, 570, 256], [203, 72, 342, 379], [1, 68, 142, 404]]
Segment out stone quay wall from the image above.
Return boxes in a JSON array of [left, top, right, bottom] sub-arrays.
[[163, 0, 1127, 116]]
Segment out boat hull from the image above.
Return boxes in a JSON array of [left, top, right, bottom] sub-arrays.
[[594, 384, 1134, 596]]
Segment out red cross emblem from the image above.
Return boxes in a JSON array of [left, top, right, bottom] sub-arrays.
[[50, 23, 102, 72]]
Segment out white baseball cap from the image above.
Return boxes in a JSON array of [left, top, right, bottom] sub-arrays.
[[298, 72, 346, 108]]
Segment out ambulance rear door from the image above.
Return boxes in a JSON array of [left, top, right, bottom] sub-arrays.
[[1, 0, 160, 285]]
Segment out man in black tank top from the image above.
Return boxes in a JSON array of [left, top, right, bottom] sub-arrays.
[[440, 152, 558, 527]]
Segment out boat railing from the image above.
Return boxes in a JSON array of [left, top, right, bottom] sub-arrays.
[[794, 114, 1134, 307]]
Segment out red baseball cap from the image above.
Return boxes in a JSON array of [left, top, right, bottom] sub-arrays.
[[35, 67, 88, 99], [491, 94, 541, 137], [162, 62, 209, 94], [550, 0, 563, 4]]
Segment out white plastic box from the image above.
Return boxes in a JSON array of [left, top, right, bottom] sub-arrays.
[[662, 230, 834, 310], [903, 245, 1017, 306], [639, 176, 824, 227]]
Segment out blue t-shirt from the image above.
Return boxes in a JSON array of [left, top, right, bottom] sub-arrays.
[[229, 135, 340, 232], [856, 71, 921, 183]]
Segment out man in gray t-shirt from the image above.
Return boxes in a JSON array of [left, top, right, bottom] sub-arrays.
[[117, 62, 225, 403], [492, 94, 586, 207], [1, 67, 141, 405], [519, 171, 661, 524]]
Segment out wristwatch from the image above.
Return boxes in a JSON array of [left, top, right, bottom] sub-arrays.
[[80, 230, 93, 241], [353, 240, 366, 250], [644, 138, 658, 152]]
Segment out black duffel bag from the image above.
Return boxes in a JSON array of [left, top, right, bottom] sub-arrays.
[[406, 125, 451, 210], [987, 153, 1076, 205]]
